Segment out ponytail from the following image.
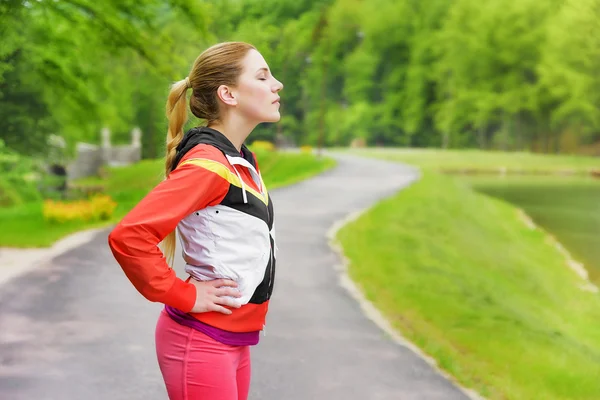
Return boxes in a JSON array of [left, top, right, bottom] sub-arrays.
[[161, 77, 191, 266]]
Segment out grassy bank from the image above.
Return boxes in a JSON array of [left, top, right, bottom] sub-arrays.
[[348, 148, 600, 286], [347, 146, 600, 281], [0, 150, 335, 247], [336, 172, 600, 399]]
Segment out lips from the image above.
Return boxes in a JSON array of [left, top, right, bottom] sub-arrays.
[[272, 97, 280, 104]]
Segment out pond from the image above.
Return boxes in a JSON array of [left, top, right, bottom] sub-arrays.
[[463, 175, 600, 286]]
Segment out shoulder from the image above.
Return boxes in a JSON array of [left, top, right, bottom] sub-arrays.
[[178, 144, 227, 167]]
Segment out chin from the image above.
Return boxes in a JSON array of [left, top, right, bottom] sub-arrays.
[[263, 112, 281, 123]]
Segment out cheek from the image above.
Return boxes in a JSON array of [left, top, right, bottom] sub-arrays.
[[243, 83, 270, 103], [238, 83, 274, 116]]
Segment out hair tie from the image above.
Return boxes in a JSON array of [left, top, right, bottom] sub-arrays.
[[185, 77, 191, 89]]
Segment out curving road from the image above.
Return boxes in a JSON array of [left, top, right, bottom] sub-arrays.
[[0, 153, 471, 400]]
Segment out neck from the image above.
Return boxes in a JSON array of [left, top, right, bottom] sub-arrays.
[[208, 114, 257, 152]]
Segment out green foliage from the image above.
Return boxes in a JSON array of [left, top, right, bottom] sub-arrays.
[[3, 0, 600, 157], [0, 178, 21, 207], [0, 140, 43, 206], [538, 0, 600, 134], [0, 1, 208, 156]]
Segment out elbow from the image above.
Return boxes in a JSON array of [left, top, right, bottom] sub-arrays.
[[108, 222, 136, 258], [107, 223, 124, 253]]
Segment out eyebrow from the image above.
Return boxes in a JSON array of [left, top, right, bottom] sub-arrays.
[[256, 67, 270, 73]]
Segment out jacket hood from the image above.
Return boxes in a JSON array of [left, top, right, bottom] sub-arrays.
[[172, 126, 255, 170]]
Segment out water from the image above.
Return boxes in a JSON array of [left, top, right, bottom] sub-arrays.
[[463, 175, 600, 285]]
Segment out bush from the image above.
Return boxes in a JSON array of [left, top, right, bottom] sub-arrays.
[[249, 140, 276, 152], [0, 141, 45, 205], [67, 183, 106, 200], [43, 194, 117, 224], [91, 194, 117, 220], [0, 178, 23, 207], [13, 176, 42, 203]]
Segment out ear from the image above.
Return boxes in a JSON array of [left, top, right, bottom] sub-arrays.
[[216, 85, 237, 106]]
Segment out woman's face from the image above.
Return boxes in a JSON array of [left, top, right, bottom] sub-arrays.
[[233, 49, 284, 124]]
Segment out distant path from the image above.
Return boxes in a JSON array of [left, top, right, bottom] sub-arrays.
[[0, 153, 472, 400]]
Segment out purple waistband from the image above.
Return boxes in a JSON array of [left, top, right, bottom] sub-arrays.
[[164, 305, 260, 346]]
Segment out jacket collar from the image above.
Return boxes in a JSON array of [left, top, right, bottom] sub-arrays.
[[173, 126, 255, 170]]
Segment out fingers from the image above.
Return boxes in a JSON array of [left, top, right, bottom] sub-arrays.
[[208, 303, 233, 315], [214, 287, 242, 298], [213, 295, 242, 309], [188, 278, 242, 315], [210, 279, 238, 288]]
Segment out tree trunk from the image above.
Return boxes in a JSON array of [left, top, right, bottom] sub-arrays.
[[442, 131, 449, 149], [478, 125, 486, 149], [515, 114, 522, 151], [502, 112, 509, 151], [148, 103, 156, 159]]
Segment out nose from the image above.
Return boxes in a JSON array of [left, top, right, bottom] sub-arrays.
[[273, 78, 283, 92]]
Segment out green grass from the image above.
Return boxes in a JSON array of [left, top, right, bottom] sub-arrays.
[[0, 150, 335, 247], [465, 176, 600, 286], [344, 148, 600, 174], [0, 202, 111, 247], [337, 172, 600, 400], [252, 150, 337, 189]]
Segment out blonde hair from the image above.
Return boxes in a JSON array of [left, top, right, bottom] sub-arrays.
[[162, 42, 256, 266]]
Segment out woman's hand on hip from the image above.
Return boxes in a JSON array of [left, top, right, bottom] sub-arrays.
[[189, 278, 242, 314]]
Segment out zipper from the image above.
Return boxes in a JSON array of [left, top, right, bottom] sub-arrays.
[[230, 153, 274, 300], [266, 199, 275, 297], [267, 245, 274, 294]]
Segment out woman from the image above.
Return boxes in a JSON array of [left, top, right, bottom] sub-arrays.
[[108, 41, 283, 400]]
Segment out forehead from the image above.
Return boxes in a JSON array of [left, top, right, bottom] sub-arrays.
[[241, 49, 269, 73]]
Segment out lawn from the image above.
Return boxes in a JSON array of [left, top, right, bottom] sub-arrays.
[[0, 150, 335, 247], [336, 172, 600, 400]]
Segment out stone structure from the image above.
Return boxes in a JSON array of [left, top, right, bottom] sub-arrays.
[[67, 127, 142, 180], [274, 132, 296, 149]]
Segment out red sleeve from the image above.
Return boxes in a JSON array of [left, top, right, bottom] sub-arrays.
[[108, 145, 229, 312]]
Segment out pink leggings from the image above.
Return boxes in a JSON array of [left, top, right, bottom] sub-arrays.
[[155, 310, 251, 400]]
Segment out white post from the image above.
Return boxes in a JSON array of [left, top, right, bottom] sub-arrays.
[[101, 127, 111, 163], [131, 127, 142, 148], [101, 127, 111, 148]]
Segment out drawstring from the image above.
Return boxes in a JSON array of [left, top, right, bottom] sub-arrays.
[[232, 165, 248, 204]]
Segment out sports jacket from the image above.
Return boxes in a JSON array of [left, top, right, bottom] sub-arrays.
[[108, 127, 276, 332]]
